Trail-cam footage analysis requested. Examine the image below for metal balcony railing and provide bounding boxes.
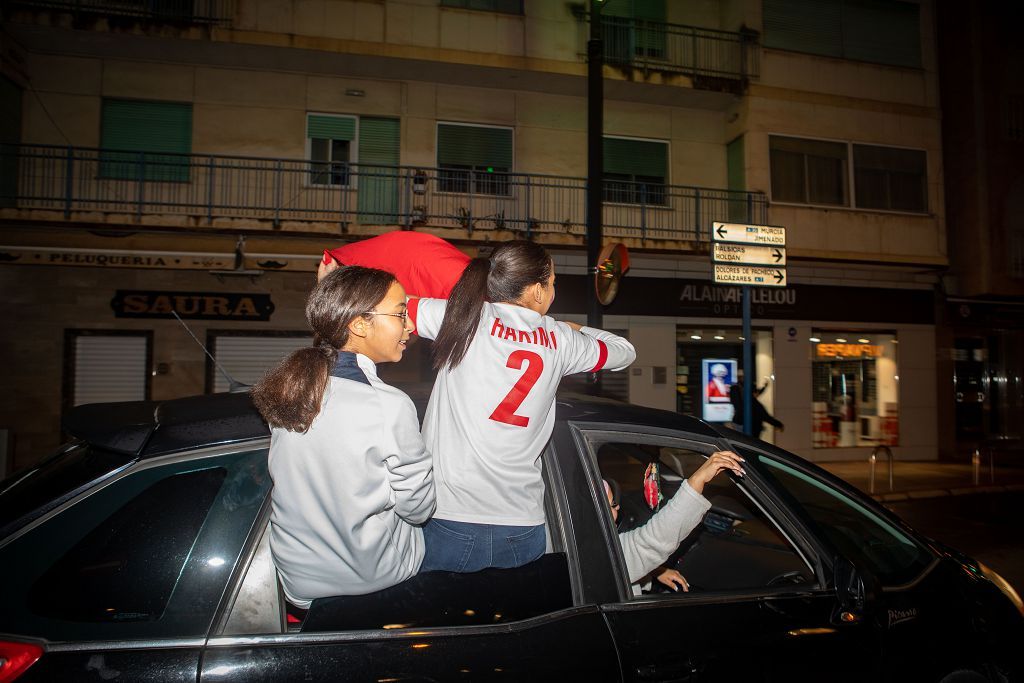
[596,16,760,82]
[0,144,767,242]
[6,0,234,25]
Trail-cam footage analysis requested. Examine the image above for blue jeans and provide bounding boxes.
[419,519,546,573]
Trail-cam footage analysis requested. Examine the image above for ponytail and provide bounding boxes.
[432,257,490,371]
[251,346,334,433]
[252,266,396,432]
[432,240,552,371]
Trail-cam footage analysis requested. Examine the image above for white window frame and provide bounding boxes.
[305,113,359,189]
[434,121,515,197]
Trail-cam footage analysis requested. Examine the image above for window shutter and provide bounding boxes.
[763,0,843,57]
[358,117,400,166]
[603,137,667,179]
[727,136,745,192]
[437,124,513,169]
[212,336,313,393]
[841,0,921,68]
[73,335,149,406]
[307,115,356,141]
[101,100,192,155]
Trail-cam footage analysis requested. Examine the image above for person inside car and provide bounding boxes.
[604,450,745,593]
[251,266,435,608]
[412,240,637,573]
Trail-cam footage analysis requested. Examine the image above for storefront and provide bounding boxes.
[552,272,938,463]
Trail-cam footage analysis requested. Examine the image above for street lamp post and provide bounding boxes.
[586,0,604,393]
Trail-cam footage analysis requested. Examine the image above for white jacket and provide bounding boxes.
[268,352,435,607]
[619,480,711,584]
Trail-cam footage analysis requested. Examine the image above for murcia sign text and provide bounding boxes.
[111,290,275,321]
[711,222,787,246]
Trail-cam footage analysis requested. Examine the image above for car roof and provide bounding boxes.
[62,389,724,458]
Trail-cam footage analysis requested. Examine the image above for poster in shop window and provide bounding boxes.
[702,358,737,422]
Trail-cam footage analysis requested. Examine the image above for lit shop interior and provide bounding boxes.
[811,331,899,448]
[675,327,777,440]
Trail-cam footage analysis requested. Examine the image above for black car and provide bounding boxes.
[0,391,1021,682]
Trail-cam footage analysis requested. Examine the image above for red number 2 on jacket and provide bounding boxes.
[488,350,544,427]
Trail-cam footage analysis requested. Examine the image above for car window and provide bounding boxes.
[0,443,134,539]
[753,453,933,586]
[0,448,270,642]
[591,437,815,596]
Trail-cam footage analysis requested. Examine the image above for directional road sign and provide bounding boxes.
[712,222,786,246]
[713,264,787,287]
[712,243,786,267]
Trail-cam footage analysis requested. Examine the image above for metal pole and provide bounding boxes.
[586,0,604,393]
[742,285,753,436]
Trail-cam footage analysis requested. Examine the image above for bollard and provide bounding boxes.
[869,446,894,493]
[971,448,981,486]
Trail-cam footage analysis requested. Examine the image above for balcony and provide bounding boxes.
[0,144,766,244]
[5,0,234,25]
[588,15,759,88]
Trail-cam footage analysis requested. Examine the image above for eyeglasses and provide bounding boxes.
[364,311,408,323]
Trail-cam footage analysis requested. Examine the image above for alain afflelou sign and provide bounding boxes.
[111,291,275,321]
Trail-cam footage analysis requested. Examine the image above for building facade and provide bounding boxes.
[1,0,946,472]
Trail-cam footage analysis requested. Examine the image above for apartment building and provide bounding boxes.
[0,0,945,472]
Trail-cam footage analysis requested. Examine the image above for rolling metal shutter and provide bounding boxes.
[841,0,921,68]
[603,137,667,178]
[437,124,513,169]
[763,0,843,58]
[73,334,149,406]
[307,115,356,141]
[100,99,192,181]
[358,117,400,166]
[211,335,312,393]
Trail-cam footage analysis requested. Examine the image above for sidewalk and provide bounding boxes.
[817,460,1024,502]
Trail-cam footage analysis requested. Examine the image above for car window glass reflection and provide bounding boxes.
[595,441,814,596]
[755,454,932,586]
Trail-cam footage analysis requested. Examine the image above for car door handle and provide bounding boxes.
[636,660,698,682]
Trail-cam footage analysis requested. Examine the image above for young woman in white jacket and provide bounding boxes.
[409,240,637,573]
[252,266,435,607]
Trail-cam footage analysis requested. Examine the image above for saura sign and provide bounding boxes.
[111,291,275,321]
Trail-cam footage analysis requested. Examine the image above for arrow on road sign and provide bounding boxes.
[712,222,787,246]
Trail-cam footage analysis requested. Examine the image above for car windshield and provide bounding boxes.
[0,443,134,539]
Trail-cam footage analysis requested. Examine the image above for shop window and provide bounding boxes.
[769,136,848,206]
[99,99,192,182]
[853,144,927,212]
[308,114,356,186]
[436,123,513,195]
[207,332,312,393]
[440,0,523,14]
[603,136,667,205]
[810,331,899,448]
[65,330,152,409]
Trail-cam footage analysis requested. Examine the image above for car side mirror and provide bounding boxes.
[832,555,878,625]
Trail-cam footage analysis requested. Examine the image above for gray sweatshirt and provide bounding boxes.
[269,352,435,608]
[619,480,712,584]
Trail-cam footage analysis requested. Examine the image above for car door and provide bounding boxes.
[561,424,882,683]
[200,445,622,683]
[744,443,1001,682]
[0,445,270,682]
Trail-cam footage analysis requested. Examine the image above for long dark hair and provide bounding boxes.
[432,240,552,370]
[252,266,396,432]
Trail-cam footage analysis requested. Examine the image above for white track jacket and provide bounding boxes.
[268,352,435,607]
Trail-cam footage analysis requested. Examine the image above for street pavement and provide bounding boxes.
[818,460,1024,502]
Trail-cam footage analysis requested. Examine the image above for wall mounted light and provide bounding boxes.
[345,88,365,97]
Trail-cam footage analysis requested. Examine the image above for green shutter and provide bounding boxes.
[357,117,400,224]
[763,0,843,58]
[841,0,921,68]
[437,124,513,169]
[727,135,747,222]
[307,115,355,141]
[357,117,400,166]
[100,99,192,181]
[603,137,667,179]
